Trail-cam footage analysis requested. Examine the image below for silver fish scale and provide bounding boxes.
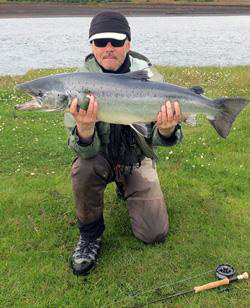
[59,73,213,124]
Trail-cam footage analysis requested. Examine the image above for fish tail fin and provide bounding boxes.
[207,97,249,138]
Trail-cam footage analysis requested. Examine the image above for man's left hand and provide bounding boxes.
[157,101,181,138]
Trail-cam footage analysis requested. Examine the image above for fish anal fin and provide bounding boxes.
[181,114,197,126]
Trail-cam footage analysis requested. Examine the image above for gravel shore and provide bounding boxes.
[1,2,250,18]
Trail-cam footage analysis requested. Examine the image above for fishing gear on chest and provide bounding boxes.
[108,124,142,176]
[101,56,145,176]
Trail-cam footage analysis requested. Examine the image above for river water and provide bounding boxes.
[0,15,250,75]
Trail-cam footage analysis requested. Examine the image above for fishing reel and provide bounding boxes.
[215,264,235,280]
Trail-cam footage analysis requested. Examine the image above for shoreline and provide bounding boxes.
[1,2,250,18]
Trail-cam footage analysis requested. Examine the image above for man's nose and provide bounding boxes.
[105,42,114,50]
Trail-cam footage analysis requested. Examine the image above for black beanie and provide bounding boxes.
[89,11,131,41]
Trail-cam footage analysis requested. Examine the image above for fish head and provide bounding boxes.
[15,77,69,112]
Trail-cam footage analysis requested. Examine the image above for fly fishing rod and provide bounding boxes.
[133,264,249,307]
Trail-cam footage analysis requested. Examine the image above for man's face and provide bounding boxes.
[91,39,130,71]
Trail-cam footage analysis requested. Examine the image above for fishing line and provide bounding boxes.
[101,268,214,308]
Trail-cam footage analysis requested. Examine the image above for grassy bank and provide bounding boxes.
[0,66,249,307]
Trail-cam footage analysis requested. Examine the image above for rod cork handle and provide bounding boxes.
[194,278,229,293]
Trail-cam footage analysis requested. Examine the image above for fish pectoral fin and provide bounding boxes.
[83,89,92,96]
[182,114,197,126]
[130,123,151,138]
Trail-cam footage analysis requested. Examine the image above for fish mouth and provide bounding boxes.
[15,97,43,111]
[15,83,44,111]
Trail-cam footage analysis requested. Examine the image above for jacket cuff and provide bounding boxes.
[68,126,101,159]
[154,123,183,146]
[75,127,94,146]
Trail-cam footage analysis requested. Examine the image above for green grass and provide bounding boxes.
[0,66,249,307]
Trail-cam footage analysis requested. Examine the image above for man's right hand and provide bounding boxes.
[70,95,98,143]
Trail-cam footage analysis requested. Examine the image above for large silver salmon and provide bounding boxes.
[15,70,248,138]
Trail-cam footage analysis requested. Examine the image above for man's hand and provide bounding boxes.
[70,95,98,143]
[157,101,181,138]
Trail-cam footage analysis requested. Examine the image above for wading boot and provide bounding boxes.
[70,235,102,276]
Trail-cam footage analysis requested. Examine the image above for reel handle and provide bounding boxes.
[237,272,249,280]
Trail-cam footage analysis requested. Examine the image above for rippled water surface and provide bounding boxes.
[0,16,250,75]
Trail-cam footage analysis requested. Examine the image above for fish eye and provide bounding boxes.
[38,90,43,97]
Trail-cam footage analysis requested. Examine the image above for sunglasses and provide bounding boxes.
[93,38,126,48]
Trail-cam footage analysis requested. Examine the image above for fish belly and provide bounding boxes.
[96,96,162,124]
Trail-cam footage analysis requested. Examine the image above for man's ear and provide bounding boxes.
[126,40,131,52]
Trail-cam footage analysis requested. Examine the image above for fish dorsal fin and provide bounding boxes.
[118,70,150,81]
[189,86,204,95]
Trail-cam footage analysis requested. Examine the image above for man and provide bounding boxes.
[66,11,182,276]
